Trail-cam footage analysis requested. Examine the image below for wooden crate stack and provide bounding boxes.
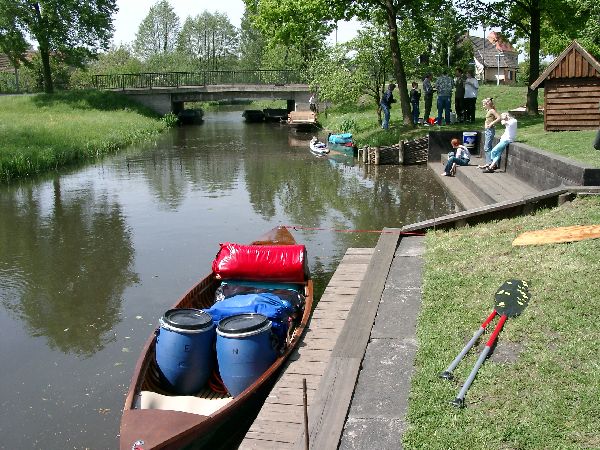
[357,135,429,165]
[401,136,429,165]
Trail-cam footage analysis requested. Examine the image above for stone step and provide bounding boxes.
[430,155,540,210]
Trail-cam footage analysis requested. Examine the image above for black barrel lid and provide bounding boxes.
[162,308,213,330]
[218,313,269,334]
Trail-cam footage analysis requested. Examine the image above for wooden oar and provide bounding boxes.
[512,225,600,246]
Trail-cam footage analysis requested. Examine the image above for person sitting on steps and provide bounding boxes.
[441,138,471,176]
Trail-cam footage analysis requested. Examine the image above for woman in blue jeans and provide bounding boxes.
[442,138,471,176]
[480,98,501,167]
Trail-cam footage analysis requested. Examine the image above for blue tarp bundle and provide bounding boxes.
[206,293,295,347]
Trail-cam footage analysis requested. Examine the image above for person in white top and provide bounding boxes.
[483,112,517,172]
[442,138,471,176]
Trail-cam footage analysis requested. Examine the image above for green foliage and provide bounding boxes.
[0,0,117,93]
[161,112,179,128]
[0,91,165,182]
[242,0,335,64]
[177,12,239,71]
[134,0,180,59]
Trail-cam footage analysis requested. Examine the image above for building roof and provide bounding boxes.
[531,40,600,89]
[0,53,13,72]
[469,32,519,70]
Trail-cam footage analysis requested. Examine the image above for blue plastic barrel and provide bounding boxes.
[216,313,277,397]
[155,308,215,395]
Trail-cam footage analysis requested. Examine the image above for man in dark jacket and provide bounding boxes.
[380,83,396,129]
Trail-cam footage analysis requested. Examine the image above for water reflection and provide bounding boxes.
[0,110,456,449]
[0,178,137,355]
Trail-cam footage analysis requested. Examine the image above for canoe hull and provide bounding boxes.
[119,227,313,450]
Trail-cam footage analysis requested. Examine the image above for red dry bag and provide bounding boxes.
[212,243,307,282]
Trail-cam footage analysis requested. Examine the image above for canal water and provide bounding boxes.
[0,111,456,449]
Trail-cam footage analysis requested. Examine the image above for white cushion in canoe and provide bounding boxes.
[136,391,232,416]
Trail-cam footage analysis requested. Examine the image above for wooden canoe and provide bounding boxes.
[119,227,313,450]
[512,224,600,246]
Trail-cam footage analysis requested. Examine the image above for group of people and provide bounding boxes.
[379,77,518,177]
[441,99,517,176]
[380,69,480,128]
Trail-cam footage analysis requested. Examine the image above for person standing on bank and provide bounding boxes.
[423,73,434,124]
[454,68,466,122]
[483,112,517,173]
[309,93,317,113]
[410,82,421,125]
[480,98,501,166]
[435,70,453,125]
[464,70,479,122]
[380,83,396,129]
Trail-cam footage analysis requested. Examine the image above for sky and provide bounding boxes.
[112,0,359,47]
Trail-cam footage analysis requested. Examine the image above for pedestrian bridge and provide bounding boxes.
[93,70,312,115]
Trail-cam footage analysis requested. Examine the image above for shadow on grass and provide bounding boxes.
[31,89,160,118]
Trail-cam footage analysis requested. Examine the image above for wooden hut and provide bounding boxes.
[531,40,600,131]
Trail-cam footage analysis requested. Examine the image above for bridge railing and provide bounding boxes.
[93,70,304,90]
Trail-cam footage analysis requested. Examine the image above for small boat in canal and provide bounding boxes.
[309,136,330,155]
[287,110,318,131]
[177,108,204,125]
[328,132,353,145]
[262,108,289,122]
[119,226,313,450]
[242,110,265,122]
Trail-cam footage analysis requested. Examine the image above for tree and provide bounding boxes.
[177,12,239,71]
[242,0,335,67]
[309,25,393,123]
[238,9,266,70]
[0,0,117,93]
[133,0,180,59]
[456,0,592,114]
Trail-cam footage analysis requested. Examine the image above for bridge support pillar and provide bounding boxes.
[122,92,173,116]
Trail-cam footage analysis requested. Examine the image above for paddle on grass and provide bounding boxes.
[512,225,600,246]
[440,279,530,408]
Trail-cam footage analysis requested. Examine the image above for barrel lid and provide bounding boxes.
[218,313,270,334]
[161,308,213,330]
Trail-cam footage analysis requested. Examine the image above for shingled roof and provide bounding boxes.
[469,32,519,70]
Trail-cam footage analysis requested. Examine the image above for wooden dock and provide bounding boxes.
[238,247,375,449]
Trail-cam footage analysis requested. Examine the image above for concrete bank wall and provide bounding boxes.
[428,131,600,188]
[504,142,600,188]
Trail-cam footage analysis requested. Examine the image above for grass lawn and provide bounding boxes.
[319,84,600,168]
[0,90,166,183]
[403,196,600,449]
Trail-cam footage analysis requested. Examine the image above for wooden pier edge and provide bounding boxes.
[293,229,401,450]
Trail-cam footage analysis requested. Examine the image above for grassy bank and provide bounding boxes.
[0,91,167,183]
[319,85,600,168]
[403,196,600,449]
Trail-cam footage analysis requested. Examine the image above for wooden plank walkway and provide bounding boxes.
[238,248,375,449]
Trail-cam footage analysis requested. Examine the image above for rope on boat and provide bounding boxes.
[283,225,425,236]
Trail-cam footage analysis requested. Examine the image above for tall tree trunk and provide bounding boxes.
[527,0,541,114]
[33,2,53,93]
[384,1,412,125]
[39,45,54,94]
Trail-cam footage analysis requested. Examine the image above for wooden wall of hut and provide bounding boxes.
[544,79,600,131]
